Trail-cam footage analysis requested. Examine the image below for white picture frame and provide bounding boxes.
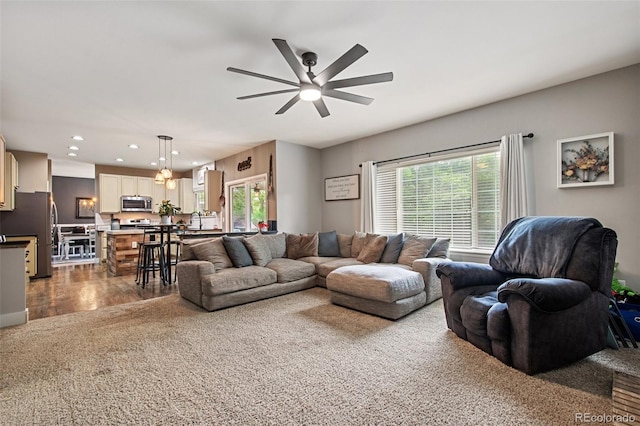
[557,132,614,188]
[325,174,360,201]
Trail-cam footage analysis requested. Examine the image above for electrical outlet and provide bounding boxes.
[132,241,137,249]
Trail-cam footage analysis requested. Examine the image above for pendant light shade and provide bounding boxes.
[154,171,165,184]
[156,135,174,185]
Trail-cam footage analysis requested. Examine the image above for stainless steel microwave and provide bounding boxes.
[121,196,153,212]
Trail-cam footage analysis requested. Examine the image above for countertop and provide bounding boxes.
[105,229,144,235]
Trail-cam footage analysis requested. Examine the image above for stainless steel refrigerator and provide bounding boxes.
[0,191,53,278]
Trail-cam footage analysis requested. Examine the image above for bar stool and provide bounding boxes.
[166,240,181,283]
[135,228,165,288]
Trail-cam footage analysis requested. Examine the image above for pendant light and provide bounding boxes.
[165,136,176,190]
[158,135,173,180]
[154,136,166,184]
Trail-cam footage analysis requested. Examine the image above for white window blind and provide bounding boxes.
[375,148,501,250]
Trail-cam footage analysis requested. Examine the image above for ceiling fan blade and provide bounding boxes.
[312,44,368,86]
[272,39,312,84]
[237,89,300,100]
[323,72,393,90]
[275,93,301,115]
[313,98,330,118]
[322,89,374,105]
[227,67,299,87]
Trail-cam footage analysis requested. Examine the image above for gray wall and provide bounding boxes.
[320,64,640,290]
[52,176,96,224]
[276,141,322,233]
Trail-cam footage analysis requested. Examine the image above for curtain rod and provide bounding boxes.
[359,132,534,167]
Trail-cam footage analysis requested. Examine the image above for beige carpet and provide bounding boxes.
[1,288,639,425]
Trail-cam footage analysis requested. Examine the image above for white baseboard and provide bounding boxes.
[0,309,29,328]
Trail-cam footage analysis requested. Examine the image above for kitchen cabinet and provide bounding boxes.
[4,236,37,277]
[152,181,165,212]
[204,170,223,212]
[99,174,121,213]
[121,176,154,197]
[165,182,180,208]
[179,178,196,213]
[0,152,19,211]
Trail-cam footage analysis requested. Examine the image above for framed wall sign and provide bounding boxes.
[325,174,360,201]
[557,132,614,188]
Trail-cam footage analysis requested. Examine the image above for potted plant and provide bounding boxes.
[157,200,181,224]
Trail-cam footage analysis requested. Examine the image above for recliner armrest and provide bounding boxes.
[436,262,506,290]
[497,278,592,312]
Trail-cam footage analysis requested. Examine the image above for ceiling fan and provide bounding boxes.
[226,38,393,118]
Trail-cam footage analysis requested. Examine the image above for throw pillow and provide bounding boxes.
[356,235,388,263]
[286,233,319,259]
[350,231,368,258]
[243,234,273,267]
[337,233,354,258]
[191,238,233,271]
[427,238,451,259]
[180,238,212,261]
[380,233,405,263]
[222,236,254,268]
[318,230,340,257]
[397,234,437,266]
[262,233,286,259]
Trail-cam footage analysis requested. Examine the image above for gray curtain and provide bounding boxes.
[500,133,528,229]
[360,161,376,232]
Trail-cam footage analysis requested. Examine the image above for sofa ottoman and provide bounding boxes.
[326,264,427,320]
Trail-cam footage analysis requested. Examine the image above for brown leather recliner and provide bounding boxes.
[436,216,617,374]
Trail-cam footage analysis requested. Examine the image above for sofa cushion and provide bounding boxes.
[357,235,388,263]
[318,230,341,257]
[243,234,273,267]
[191,238,233,271]
[398,234,437,267]
[180,238,213,261]
[337,233,354,258]
[262,233,286,259]
[317,257,364,278]
[286,233,319,259]
[266,258,316,283]
[327,264,425,303]
[350,231,368,258]
[222,236,254,267]
[380,233,404,263]
[201,266,277,296]
[427,237,450,259]
[297,256,341,272]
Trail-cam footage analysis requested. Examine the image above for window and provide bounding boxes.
[228,176,267,232]
[375,148,500,250]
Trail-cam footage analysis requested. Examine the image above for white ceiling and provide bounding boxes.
[2,1,639,172]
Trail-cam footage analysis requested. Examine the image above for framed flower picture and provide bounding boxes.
[557,132,614,188]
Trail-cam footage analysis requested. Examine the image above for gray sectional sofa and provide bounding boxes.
[176,231,450,319]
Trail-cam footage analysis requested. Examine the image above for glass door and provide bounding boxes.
[228,176,267,232]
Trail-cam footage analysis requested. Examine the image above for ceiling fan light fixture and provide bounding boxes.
[299,84,321,101]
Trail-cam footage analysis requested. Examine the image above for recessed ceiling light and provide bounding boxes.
[67,152,78,157]
[68,145,79,150]
[129,144,139,149]
[159,156,166,161]
[171,150,179,155]
[150,161,158,166]
[191,161,199,165]
[115,158,124,162]
[71,135,84,141]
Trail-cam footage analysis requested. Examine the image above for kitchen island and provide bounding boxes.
[106,229,144,276]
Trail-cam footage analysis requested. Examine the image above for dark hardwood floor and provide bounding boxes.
[26,262,179,320]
